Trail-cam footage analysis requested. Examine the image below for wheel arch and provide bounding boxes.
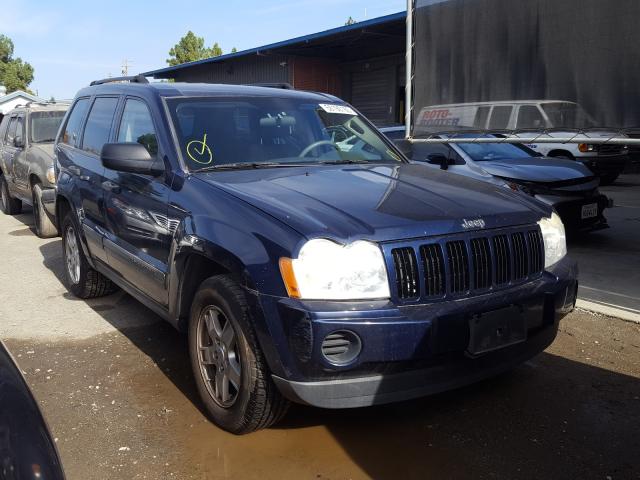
[548,149,575,159]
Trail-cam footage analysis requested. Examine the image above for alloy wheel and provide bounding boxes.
[65,226,81,284]
[197,306,241,408]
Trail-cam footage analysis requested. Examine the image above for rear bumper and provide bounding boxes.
[538,193,610,231]
[268,257,578,408]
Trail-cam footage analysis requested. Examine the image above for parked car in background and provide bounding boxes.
[415,101,629,184]
[54,77,576,434]
[0,340,65,479]
[382,127,611,232]
[0,102,69,237]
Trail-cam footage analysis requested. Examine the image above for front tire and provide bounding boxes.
[32,183,58,238]
[61,213,116,298]
[188,275,289,434]
[0,174,22,215]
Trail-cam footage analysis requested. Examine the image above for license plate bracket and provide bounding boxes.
[467,305,527,356]
[581,203,598,219]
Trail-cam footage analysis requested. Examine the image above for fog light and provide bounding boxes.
[321,330,361,365]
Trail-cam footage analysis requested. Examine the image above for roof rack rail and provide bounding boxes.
[90,74,149,86]
[247,82,295,90]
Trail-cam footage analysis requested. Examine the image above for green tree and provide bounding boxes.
[166,31,225,66]
[345,16,356,25]
[231,47,238,54]
[0,34,34,93]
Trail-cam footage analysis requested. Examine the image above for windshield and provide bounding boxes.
[454,135,533,161]
[30,111,66,143]
[541,102,598,129]
[166,97,402,171]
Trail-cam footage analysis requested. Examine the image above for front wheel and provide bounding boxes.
[61,213,116,298]
[32,183,58,238]
[188,275,289,434]
[0,174,22,215]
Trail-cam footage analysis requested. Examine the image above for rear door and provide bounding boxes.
[102,97,171,305]
[0,115,16,179]
[1,115,25,193]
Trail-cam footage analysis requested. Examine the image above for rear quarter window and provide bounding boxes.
[61,98,90,147]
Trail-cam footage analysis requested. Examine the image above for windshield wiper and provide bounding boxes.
[319,159,371,165]
[196,162,310,172]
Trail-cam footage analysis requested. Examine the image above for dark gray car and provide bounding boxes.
[0,102,68,237]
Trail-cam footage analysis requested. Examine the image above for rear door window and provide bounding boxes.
[81,97,119,155]
[116,99,158,156]
[61,98,90,147]
[0,115,10,143]
[488,106,513,130]
[5,116,18,145]
[516,105,546,129]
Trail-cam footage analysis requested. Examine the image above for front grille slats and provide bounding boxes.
[391,247,419,299]
[447,240,470,294]
[420,244,445,297]
[512,232,528,280]
[471,238,492,290]
[390,226,545,302]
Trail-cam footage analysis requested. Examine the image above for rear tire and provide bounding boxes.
[188,275,290,434]
[599,174,619,186]
[0,174,22,215]
[32,183,58,238]
[61,213,116,298]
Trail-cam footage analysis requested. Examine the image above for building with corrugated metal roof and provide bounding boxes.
[143,12,406,126]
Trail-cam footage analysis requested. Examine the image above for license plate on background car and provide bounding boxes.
[581,203,598,219]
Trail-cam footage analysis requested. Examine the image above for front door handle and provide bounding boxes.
[68,165,81,176]
[101,180,121,193]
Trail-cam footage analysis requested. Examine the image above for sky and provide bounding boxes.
[0,0,406,100]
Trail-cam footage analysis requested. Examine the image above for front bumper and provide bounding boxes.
[40,187,57,217]
[577,154,629,177]
[264,256,577,409]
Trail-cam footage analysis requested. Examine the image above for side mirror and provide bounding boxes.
[14,136,24,148]
[427,153,452,170]
[101,143,164,176]
[394,139,413,158]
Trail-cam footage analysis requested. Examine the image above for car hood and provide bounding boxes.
[28,143,55,162]
[478,157,593,183]
[196,163,549,243]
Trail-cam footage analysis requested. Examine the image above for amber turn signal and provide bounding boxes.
[279,258,301,298]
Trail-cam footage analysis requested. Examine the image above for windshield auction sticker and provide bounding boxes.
[187,133,213,165]
[319,104,357,115]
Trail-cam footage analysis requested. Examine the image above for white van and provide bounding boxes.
[416,100,629,184]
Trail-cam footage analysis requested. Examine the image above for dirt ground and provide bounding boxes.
[1,203,639,479]
[3,311,638,480]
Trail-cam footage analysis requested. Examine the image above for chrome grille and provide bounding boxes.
[471,237,492,290]
[446,240,470,294]
[391,247,419,299]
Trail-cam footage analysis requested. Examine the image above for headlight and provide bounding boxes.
[46,165,56,184]
[280,239,390,300]
[537,212,567,269]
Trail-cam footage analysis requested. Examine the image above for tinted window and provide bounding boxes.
[411,142,453,161]
[382,128,406,141]
[61,98,90,147]
[488,106,513,130]
[474,106,491,128]
[166,97,402,171]
[6,117,18,144]
[516,106,546,129]
[117,99,157,156]
[82,97,119,155]
[30,111,66,143]
[457,142,532,161]
[0,115,9,142]
[14,116,25,143]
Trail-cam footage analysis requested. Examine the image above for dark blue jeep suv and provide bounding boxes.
[53,76,577,434]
